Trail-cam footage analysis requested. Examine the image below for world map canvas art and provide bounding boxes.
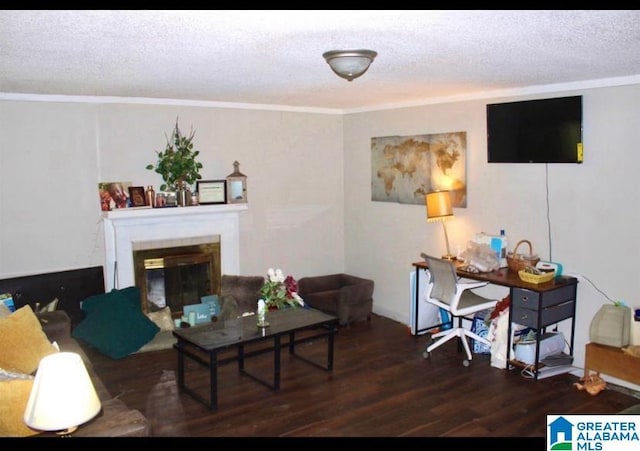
[371,131,467,207]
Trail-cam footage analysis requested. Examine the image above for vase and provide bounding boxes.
[176,186,188,207]
[257,308,269,328]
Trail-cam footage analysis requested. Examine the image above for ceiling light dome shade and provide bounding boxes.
[323,49,377,82]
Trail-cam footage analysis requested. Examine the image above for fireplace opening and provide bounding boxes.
[132,237,221,317]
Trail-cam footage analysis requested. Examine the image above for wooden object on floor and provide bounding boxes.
[584,342,640,386]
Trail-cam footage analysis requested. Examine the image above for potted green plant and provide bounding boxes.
[146,118,203,193]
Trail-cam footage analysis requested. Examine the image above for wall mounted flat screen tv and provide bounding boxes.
[487,95,583,163]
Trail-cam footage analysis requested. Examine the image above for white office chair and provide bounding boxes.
[421,253,498,366]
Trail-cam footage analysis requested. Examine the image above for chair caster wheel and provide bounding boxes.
[462,359,470,367]
[422,335,433,359]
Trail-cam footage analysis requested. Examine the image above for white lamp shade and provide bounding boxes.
[425,191,453,222]
[24,352,101,432]
[323,50,377,81]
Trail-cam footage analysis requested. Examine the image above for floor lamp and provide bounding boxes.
[425,191,456,260]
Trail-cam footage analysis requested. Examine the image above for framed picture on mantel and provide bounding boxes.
[98,181,132,211]
[128,186,147,207]
[196,180,227,205]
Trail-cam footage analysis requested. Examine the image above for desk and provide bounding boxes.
[411,261,578,379]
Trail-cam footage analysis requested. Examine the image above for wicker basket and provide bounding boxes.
[506,239,540,272]
[518,269,555,284]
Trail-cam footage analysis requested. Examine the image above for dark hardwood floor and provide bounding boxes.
[85,313,640,439]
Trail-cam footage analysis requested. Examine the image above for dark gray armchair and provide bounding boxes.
[297,273,374,326]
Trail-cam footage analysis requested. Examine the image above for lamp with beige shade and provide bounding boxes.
[425,190,455,261]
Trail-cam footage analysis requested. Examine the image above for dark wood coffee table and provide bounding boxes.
[172,307,339,410]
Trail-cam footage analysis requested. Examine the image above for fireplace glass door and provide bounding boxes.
[133,242,221,317]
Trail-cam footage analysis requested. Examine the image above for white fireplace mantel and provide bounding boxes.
[102,204,247,291]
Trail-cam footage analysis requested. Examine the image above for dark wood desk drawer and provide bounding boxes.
[512,285,576,310]
[512,300,575,328]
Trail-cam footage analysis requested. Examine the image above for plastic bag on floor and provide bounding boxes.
[471,309,492,354]
[488,308,511,369]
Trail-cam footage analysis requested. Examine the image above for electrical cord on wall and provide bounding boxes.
[562,271,617,304]
[545,164,617,304]
[580,274,616,304]
[544,164,553,261]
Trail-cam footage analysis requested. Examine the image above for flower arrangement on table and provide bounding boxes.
[259,268,304,310]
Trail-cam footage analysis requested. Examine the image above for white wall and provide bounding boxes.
[343,84,640,390]
[0,101,345,282]
[2,82,640,390]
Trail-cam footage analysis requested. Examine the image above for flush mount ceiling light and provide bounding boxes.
[322,49,377,82]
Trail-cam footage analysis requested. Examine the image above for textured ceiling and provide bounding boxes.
[2,10,640,112]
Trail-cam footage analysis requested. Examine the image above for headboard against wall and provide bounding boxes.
[0,266,105,328]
